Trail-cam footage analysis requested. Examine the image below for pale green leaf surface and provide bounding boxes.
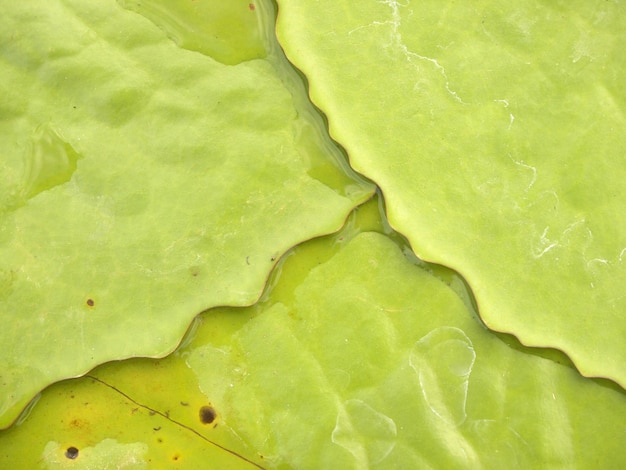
[5,201,623,468]
[275,0,626,385]
[0,0,373,427]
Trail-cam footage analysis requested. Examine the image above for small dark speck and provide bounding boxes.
[153,426,161,431]
[199,405,216,424]
[65,447,79,459]
[246,256,250,265]
[180,401,189,406]
[86,298,95,307]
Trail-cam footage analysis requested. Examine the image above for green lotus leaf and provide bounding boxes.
[274,0,626,385]
[4,199,623,467]
[0,0,373,427]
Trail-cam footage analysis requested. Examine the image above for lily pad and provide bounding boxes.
[275,0,626,385]
[0,0,373,427]
[3,199,624,467]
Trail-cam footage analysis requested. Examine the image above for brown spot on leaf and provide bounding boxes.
[69,418,89,432]
[249,3,255,10]
[65,447,79,459]
[199,405,216,424]
[86,298,95,307]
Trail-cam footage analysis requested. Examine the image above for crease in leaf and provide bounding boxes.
[18,124,82,208]
[409,327,476,426]
[331,399,397,466]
